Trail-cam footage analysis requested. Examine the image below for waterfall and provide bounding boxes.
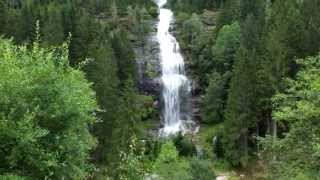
[156,0,194,136]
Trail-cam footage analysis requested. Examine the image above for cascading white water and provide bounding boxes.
[157,0,193,136]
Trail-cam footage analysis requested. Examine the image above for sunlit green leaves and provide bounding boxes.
[0,38,97,179]
[153,141,192,180]
[261,55,320,179]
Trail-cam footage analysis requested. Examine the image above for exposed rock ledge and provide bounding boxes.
[133,22,162,97]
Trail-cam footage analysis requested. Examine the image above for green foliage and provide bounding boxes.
[173,134,197,156]
[223,46,260,166]
[299,0,320,56]
[0,175,26,180]
[263,0,303,88]
[0,0,156,179]
[1,0,320,178]
[0,0,7,34]
[202,72,229,124]
[212,22,240,72]
[168,0,220,13]
[84,39,120,166]
[118,136,149,180]
[169,0,320,174]
[0,39,97,179]
[202,22,240,125]
[111,30,137,85]
[147,6,159,18]
[260,55,320,179]
[106,79,155,178]
[197,125,223,158]
[181,13,203,48]
[68,11,99,66]
[153,141,192,180]
[190,158,216,180]
[126,6,153,41]
[216,0,240,31]
[221,0,266,166]
[177,12,216,88]
[42,2,64,46]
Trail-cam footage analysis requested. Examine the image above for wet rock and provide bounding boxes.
[190,96,202,122]
[139,78,161,96]
[133,20,162,97]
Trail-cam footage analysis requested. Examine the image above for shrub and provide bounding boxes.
[153,141,192,180]
[0,39,97,179]
[173,134,197,156]
[190,158,216,180]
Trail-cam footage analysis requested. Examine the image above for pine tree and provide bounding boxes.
[111,30,137,86]
[42,3,64,46]
[216,0,240,31]
[202,72,228,124]
[212,22,240,73]
[259,1,300,138]
[109,79,146,178]
[299,0,320,56]
[84,38,120,166]
[69,11,99,66]
[20,0,37,43]
[223,0,266,166]
[224,45,259,166]
[0,0,7,34]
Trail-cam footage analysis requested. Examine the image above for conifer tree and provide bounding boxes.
[299,0,320,56]
[0,0,6,34]
[202,72,227,124]
[84,39,120,165]
[223,0,266,166]
[42,3,64,46]
[20,0,37,43]
[109,79,151,178]
[216,0,240,31]
[111,30,137,86]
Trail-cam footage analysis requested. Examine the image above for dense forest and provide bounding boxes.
[0,0,319,179]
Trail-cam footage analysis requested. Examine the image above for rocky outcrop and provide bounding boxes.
[133,22,162,97]
[191,96,201,121]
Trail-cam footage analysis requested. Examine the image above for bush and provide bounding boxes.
[148,6,159,18]
[0,39,97,179]
[153,141,192,180]
[0,175,26,180]
[190,158,216,180]
[173,134,197,157]
[197,125,224,159]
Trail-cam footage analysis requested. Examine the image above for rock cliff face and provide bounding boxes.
[133,20,163,133]
[133,22,162,97]
[133,17,205,124]
[133,9,218,126]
